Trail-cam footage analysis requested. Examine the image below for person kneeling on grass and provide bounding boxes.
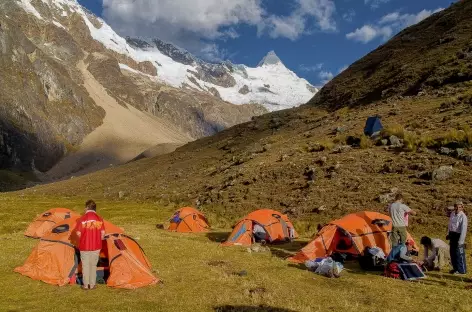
[76,200,105,290]
[419,236,450,271]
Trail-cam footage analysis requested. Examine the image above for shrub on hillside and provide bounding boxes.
[381,124,405,139]
[335,107,350,118]
[359,135,373,149]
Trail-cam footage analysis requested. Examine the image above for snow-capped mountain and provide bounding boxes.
[257,51,282,67]
[2,0,267,178]
[126,38,318,110]
[15,0,318,111]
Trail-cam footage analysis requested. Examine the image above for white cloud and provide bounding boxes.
[346,25,392,43]
[378,12,401,25]
[379,8,444,28]
[266,14,306,40]
[200,44,229,62]
[263,0,337,40]
[300,63,324,72]
[364,0,391,10]
[102,0,337,57]
[342,9,356,22]
[347,7,443,44]
[298,0,337,31]
[103,0,264,40]
[102,0,264,59]
[319,71,334,84]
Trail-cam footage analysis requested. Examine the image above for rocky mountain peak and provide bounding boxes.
[257,50,283,67]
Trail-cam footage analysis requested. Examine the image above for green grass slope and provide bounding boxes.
[4,2,472,310]
[309,0,472,109]
[2,195,472,312]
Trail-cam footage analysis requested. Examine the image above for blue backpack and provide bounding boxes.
[386,244,406,262]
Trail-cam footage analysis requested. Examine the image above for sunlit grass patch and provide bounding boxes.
[1,195,472,312]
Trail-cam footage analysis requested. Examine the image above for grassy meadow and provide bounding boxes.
[1,194,472,312]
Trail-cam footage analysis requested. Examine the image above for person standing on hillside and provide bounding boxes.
[388,193,416,247]
[447,200,468,274]
[76,200,105,290]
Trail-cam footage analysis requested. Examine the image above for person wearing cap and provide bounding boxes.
[388,193,416,247]
[447,200,468,274]
[419,236,450,271]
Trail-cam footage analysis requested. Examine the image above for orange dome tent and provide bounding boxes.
[15,211,159,289]
[167,207,210,233]
[289,211,417,263]
[24,208,80,238]
[222,209,298,246]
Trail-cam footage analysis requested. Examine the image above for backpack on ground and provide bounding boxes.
[359,247,386,271]
[383,262,401,279]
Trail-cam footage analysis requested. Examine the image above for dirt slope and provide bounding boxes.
[45,61,190,180]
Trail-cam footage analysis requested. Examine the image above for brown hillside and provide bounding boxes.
[24,0,472,237]
[29,95,472,236]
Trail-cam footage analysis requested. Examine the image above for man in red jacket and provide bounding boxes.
[76,200,105,290]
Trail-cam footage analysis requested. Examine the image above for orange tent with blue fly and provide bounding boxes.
[289,211,417,263]
[16,210,159,289]
[222,209,298,246]
[24,208,80,238]
[167,207,210,233]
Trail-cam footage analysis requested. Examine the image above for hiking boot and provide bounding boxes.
[450,270,466,275]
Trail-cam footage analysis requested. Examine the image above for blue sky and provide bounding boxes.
[77,0,453,86]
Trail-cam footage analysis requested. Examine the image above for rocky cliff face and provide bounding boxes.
[87,52,266,138]
[0,0,267,184]
[0,7,104,172]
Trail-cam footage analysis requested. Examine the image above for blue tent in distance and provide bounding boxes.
[364,116,383,136]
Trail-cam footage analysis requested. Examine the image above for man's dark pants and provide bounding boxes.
[449,231,467,274]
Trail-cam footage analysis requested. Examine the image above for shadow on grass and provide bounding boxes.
[344,261,384,277]
[207,231,230,243]
[214,305,295,312]
[268,240,309,260]
[416,278,470,290]
[426,271,472,283]
[287,263,308,271]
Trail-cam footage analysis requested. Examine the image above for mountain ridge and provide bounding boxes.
[18,0,318,111]
[27,0,472,236]
[309,1,472,110]
[0,0,267,185]
[257,51,283,67]
[123,36,318,111]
